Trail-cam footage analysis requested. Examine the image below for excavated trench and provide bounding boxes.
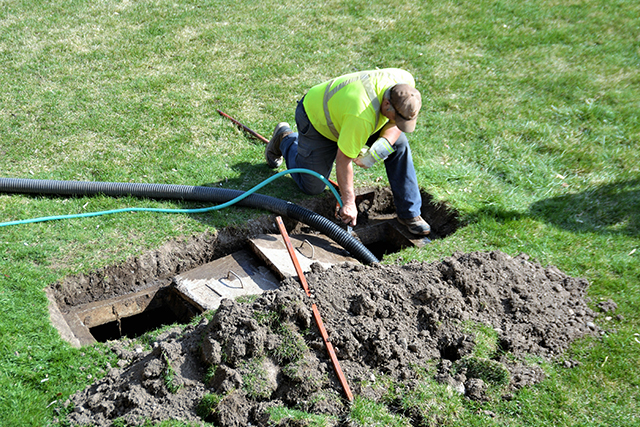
[48,187,459,346]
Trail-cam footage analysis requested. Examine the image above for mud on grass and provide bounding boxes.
[63,251,601,427]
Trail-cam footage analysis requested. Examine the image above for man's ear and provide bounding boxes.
[382,98,394,113]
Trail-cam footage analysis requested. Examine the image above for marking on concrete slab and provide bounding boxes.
[173,249,279,311]
[249,233,357,279]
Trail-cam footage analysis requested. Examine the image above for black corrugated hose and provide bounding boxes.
[0,177,379,264]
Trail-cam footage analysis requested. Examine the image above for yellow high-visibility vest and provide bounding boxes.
[303,68,415,158]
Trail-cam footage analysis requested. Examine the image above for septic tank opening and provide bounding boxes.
[88,287,200,342]
[90,306,180,341]
[353,220,425,261]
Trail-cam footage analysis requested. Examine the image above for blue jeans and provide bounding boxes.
[280,99,422,219]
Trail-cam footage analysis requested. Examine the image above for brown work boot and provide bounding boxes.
[265,122,292,168]
[397,215,431,236]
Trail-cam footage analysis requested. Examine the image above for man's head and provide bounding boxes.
[386,84,422,133]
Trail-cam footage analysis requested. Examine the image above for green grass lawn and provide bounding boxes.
[1,0,638,425]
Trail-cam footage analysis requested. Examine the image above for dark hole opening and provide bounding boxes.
[439,334,475,361]
[364,239,403,260]
[89,288,201,342]
[439,345,462,362]
[357,221,418,261]
[90,307,182,341]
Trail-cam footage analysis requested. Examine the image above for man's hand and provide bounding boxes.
[338,202,357,227]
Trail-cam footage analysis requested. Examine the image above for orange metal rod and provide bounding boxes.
[217,109,269,144]
[276,216,312,297]
[275,216,354,402]
[310,304,353,401]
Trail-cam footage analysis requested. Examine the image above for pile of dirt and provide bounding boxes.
[64,251,600,426]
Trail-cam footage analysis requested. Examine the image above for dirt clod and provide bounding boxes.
[66,251,597,426]
[597,298,618,313]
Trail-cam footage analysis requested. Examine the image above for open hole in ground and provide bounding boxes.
[90,306,179,342]
[46,186,460,346]
[88,287,200,341]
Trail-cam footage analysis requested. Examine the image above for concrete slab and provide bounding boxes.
[173,249,280,311]
[47,283,194,347]
[64,312,98,347]
[248,233,358,280]
[46,287,84,348]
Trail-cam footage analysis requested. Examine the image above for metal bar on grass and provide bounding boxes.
[217,109,269,143]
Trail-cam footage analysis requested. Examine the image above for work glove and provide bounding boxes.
[355,137,395,169]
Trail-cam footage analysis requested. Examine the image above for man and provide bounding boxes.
[265,68,430,236]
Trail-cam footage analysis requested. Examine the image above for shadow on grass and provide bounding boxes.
[474,177,640,238]
[528,177,640,237]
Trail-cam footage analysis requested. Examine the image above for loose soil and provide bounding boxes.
[64,250,601,427]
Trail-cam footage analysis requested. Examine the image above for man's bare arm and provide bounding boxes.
[335,148,358,226]
[380,122,402,145]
